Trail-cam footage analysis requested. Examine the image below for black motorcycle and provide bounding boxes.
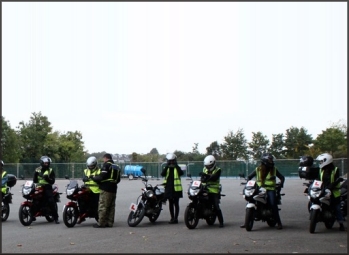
[184,173,225,229]
[127,168,166,227]
[1,174,17,221]
[239,173,284,231]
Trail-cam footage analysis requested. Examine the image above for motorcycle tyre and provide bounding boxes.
[18,204,33,226]
[205,214,216,225]
[2,202,10,222]
[45,203,58,222]
[63,205,79,228]
[128,205,145,227]
[184,206,199,229]
[245,208,254,231]
[324,217,335,229]
[267,219,276,227]
[149,203,162,223]
[309,209,318,234]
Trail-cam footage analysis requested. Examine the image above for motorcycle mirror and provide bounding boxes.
[141,168,146,175]
[65,175,70,180]
[238,172,245,178]
[187,173,192,178]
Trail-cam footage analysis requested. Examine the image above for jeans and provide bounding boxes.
[267,190,281,224]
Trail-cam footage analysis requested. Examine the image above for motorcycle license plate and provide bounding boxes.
[24,181,33,187]
[192,181,201,187]
[129,203,137,212]
[313,181,322,188]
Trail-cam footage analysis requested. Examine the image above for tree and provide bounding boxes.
[149,148,159,155]
[314,125,347,157]
[269,133,286,159]
[220,129,248,160]
[1,116,21,162]
[248,132,270,160]
[284,126,313,159]
[57,131,85,162]
[206,141,222,159]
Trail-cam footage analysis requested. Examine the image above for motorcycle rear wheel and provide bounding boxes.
[267,219,276,227]
[1,202,10,221]
[128,205,145,227]
[309,209,318,233]
[45,203,58,222]
[63,205,79,228]
[18,204,33,226]
[149,203,162,223]
[205,214,216,225]
[245,208,254,231]
[184,206,199,229]
[324,217,335,229]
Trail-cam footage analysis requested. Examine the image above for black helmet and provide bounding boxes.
[299,156,314,167]
[40,156,51,168]
[261,153,275,168]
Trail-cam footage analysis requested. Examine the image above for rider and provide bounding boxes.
[79,156,101,224]
[240,153,285,229]
[200,155,224,228]
[33,156,60,224]
[1,160,8,195]
[315,153,345,231]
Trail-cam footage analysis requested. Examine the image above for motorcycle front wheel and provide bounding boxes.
[309,209,319,233]
[184,205,199,229]
[18,204,33,226]
[245,208,255,231]
[1,202,10,221]
[128,204,145,227]
[63,205,79,228]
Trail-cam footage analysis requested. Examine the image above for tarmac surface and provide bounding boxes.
[1,177,347,253]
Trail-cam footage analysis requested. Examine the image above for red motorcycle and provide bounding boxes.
[62,179,99,227]
[18,180,61,226]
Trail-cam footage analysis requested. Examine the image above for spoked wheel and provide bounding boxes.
[184,206,199,229]
[149,204,162,223]
[309,209,319,233]
[206,214,216,225]
[18,204,33,226]
[63,205,79,228]
[128,205,145,227]
[45,203,58,222]
[245,208,255,231]
[1,202,10,222]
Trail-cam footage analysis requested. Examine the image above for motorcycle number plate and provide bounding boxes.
[24,181,33,187]
[192,181,201,187]
[247,180,255,187]
[313,181,322,188]
[129,203,137,212]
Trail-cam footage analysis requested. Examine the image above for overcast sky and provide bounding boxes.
[2,2,347,155]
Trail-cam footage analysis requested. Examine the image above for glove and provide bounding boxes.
[43,174,50,181]
[338,177,344,183]
[89,175,94,179]
[199,172,204,177]
[34,170,39,176]
[269,176,276,181]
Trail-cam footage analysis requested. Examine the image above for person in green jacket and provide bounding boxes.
[1,160,8,195]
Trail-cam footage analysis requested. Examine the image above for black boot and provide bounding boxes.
[217,210,224,228]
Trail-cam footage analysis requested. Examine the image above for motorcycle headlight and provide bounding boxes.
[244,188,255,197]
[66,188,76,196]
[189,188,199,196]
[310,189,321,198]
[22,188,31,196]
[145,190,154,198]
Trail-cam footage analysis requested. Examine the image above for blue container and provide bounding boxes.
[124,165,144,177]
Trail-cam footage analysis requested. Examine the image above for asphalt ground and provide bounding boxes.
[1,178,347,253]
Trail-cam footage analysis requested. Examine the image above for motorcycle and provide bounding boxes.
[184,173,225,229]
[18,180,61,226]
[1,174,17,221]
[239,173,284,231]
[62,177,99,227]
[127,168,166,227]
[307,178,344,233]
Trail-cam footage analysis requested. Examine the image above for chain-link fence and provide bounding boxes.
[3,158,348,180]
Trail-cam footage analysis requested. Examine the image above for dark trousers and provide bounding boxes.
[267,190,281,224]
[168,197,180,220]
[208,193,224,224]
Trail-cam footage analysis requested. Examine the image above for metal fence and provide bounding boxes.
[3,158,348,180]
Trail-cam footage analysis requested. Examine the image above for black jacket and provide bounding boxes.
[92,159,117,193]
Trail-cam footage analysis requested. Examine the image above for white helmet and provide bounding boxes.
[204,155,216,170]
[166,153,177,166]
[316,153,333,169]
[86,156,98,170]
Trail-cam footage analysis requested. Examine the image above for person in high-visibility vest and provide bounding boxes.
[91,153,120,228]
[78,156,101,224]
[161,153,183,224]
[33,156,60,224]
[200,155,225,228]
[240,153,285,230]
[1,160,8,195]
[316,153,345,231]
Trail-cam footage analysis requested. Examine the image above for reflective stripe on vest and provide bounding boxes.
[1,171,7,193]
[163,168,183,192]
[256,167,276,190]
[37,168,52,185]
[320,167,340,198]
[101,162,120,183]
[84,168,101,193]
[203,167,220,194]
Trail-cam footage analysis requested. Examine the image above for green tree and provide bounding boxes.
[57,131,85,162]
[269,133,286,159]
[220,129,248,160]
[284,126,313,159]
[314,125,347,157]
[1,116,21,162]
[248,132,270,160]
[205,141,222,159]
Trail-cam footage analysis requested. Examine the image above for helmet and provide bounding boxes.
[316,153,333,168]
[40,156,51,168]
[166,153,177,167]
[204,155,216,170]
[299,156,314,167]
[86,156,98,170]
[261,153,275,168]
